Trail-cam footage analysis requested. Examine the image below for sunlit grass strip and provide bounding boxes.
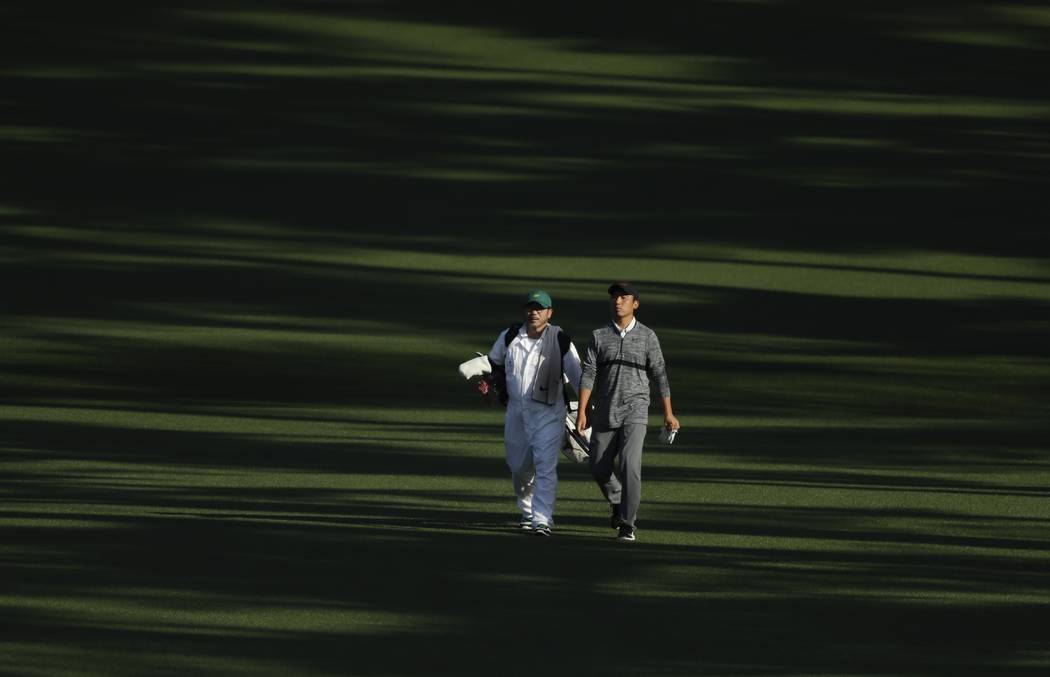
[899,29,1041,50]
[3,315,468,357]
[637,244,1050,282]
[158,11,1050,123]
[24,244,1040,301]
[0,66,122,79]
[0,402,1018,433]
[270,248,1050,301]
[0,125,72,143]
[590,573,1050,605]
[997,5,1050,26]
[0,403,498,441]
[11,223,1049,293]
[10,241,1044,305]
[180,11,726,81]
[141,57,1050,122]
[0,592,450,637]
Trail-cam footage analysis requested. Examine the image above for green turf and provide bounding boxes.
[2,1,1049,675]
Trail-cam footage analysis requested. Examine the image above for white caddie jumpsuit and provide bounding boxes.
[489,325,583,528]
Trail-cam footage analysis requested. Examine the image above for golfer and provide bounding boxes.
[576,282,679,542]
[487,290,583,537]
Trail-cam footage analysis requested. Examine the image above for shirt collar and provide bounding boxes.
[612,318,636,337]
[519,323,547,339]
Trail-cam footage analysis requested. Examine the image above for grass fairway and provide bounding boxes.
[3,2,1050,675]
[4,400,1048,676]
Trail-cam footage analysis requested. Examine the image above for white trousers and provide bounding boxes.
[504,398,563,527]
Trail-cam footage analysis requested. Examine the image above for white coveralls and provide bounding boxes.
[488,325,583,528]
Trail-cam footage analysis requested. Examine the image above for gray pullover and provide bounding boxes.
[580,320,670,428]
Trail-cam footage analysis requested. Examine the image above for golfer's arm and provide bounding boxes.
[661,395,674,418]
[577,388,593,416]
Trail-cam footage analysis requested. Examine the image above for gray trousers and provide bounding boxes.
[588,423,646,529]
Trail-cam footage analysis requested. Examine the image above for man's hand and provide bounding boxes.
[664,413,680,432]
[576,387,593,434]
[477,375,499,406]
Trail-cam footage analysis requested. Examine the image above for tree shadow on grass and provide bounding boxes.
[4,411,1050,674]
[4,509,1050,676]
[2,0,1049,258]
[3,2,1050,674]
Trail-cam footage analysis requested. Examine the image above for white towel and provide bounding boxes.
[458,352,492,380]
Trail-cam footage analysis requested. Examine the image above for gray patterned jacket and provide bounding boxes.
[580,320,670,428]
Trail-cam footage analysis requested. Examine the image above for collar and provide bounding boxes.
[612,317,636,338]
[520,323,548,340]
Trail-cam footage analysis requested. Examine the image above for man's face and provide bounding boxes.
[523,303,553,331]
[610,293,639,320]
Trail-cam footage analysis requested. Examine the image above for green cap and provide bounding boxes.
[523,289,553,309]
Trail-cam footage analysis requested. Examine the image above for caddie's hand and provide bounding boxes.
[576,410,590,433]
[664,414,680,432]
[477,377,499,406]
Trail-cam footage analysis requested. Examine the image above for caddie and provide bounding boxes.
[487,290,583,537]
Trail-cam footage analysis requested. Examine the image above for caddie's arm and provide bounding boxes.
[487,329,507,367]
[563,342,583,397]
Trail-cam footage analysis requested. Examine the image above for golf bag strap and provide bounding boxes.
[504,323,572,357]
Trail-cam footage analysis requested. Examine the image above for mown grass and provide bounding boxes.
[2,1,1049,675]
